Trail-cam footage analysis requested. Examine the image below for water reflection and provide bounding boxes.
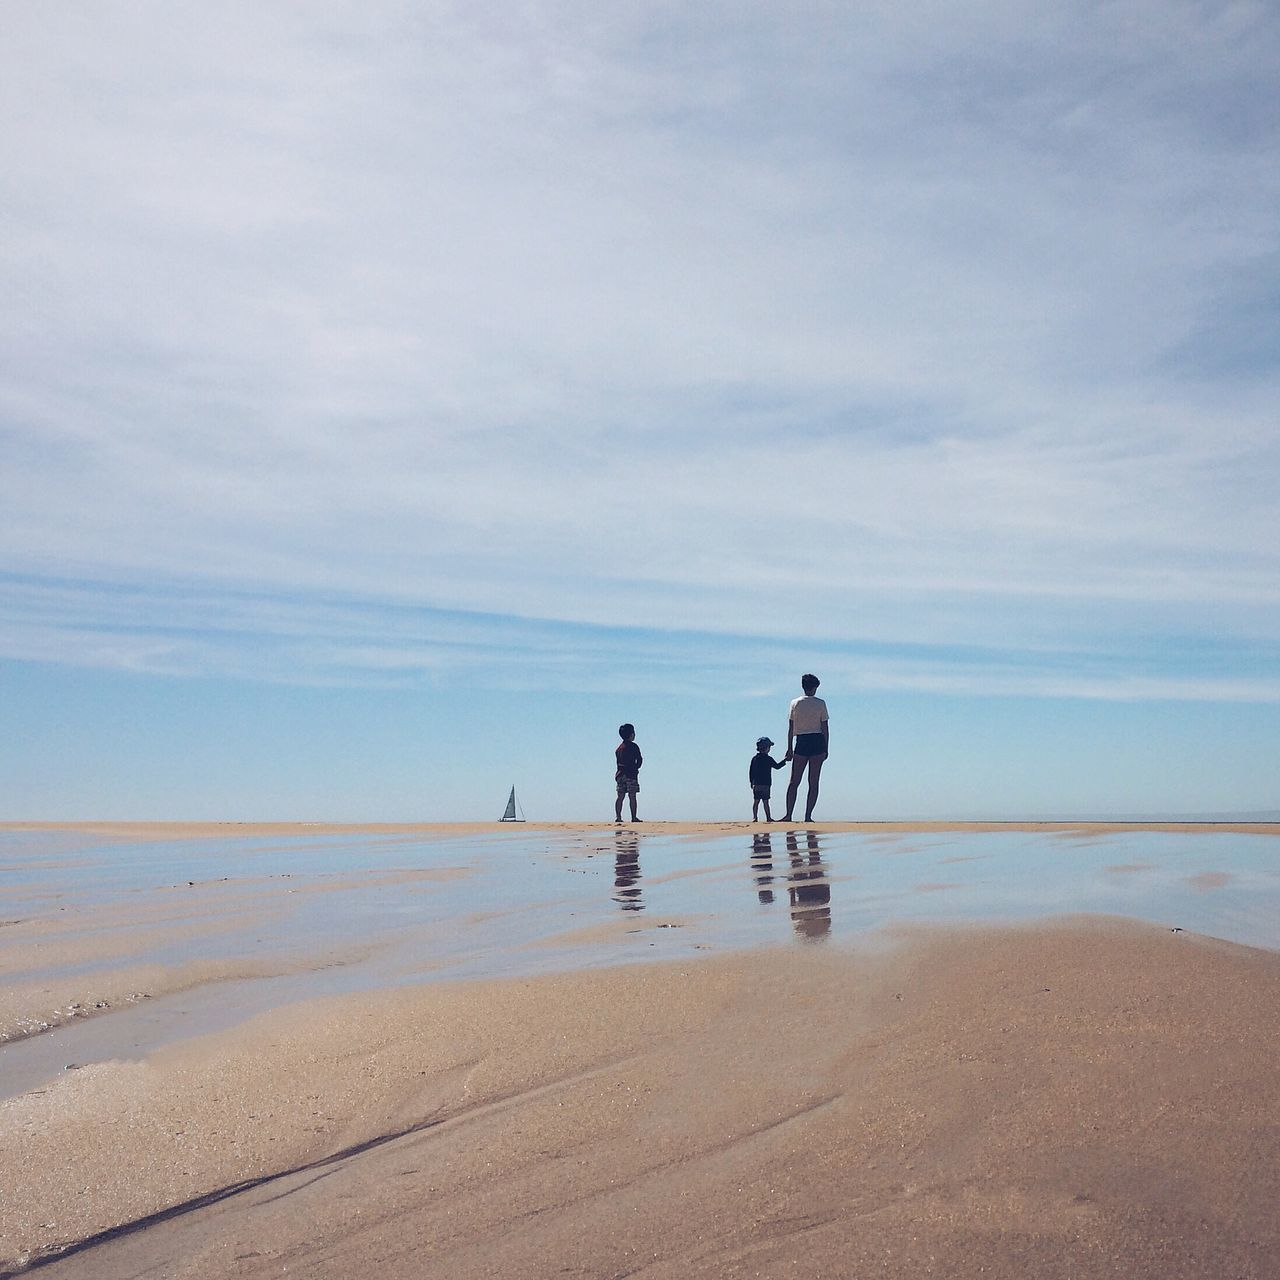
[750,833,776,904]
[6,826,1280,1103]
[746,830,833,941]
[786,830,832,940]
[613,833,643,911]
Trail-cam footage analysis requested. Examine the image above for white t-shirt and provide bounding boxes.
[789,695,829,735]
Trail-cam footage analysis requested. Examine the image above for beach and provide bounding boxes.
[10,1,1279,1275]
[3,823,1279,1277]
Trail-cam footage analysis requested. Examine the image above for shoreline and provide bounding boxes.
[5,818,1280,841]
[6,821,1278,1089]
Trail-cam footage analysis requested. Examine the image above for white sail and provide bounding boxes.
[499,786,524,821]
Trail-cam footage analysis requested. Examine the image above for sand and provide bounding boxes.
[0,956,317,1048]
[3,916,1279,1279]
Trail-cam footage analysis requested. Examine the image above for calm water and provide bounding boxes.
[2,826,1277,1096]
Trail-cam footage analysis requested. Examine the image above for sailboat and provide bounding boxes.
[499,786,526,822]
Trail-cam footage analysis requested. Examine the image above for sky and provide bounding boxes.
[2,1,1278,820]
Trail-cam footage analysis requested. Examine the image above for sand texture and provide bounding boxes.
[0,956,306,1047]
[3,917,1279,1278]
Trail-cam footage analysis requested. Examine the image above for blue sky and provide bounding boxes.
[2,1,1278,820]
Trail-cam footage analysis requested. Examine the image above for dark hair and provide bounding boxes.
[618,723,635,739]
[801,673,820,691]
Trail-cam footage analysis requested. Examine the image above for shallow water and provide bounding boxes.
[2,825,1277,1097]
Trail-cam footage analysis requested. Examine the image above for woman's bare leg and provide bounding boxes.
[803,756,825,821]
[783,757,808,822]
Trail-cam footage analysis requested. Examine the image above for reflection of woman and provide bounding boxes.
[786,829,831,939]
[782,673,829,823]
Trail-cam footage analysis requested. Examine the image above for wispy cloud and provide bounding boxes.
[4,573,1277,704]
[2,1,1277,694]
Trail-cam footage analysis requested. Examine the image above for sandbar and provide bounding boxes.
[3,916,1278,1278]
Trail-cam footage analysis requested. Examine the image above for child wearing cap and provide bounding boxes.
[749,736,788,822]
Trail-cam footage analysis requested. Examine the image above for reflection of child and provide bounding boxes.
[614,723,643,823]
[749,736,788,822]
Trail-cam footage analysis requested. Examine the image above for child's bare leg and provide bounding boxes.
[615,792,623,822]
[752,797,760,821]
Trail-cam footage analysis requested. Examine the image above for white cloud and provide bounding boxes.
[2,1,1278,689]
[3,576,1277,704]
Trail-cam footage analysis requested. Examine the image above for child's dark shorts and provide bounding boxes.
[616,776,640,797]
[752,783,771,799]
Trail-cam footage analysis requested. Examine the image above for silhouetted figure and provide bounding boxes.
[613,832,643,911]
[614,723,643,823]
[750,831,776,904]
[786,829,831,940]
[749,736,788,821]
[782,674,829,823]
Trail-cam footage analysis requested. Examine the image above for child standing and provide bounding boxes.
[614,723,643,823]
[750,736,788,822]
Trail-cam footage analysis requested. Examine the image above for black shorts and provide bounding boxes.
[794,732,827,757]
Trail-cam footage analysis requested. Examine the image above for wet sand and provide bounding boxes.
[4,821,1279,1081]
[0,956,302,1046]
[3,917,1279,1278]
[4,824,1279,1276]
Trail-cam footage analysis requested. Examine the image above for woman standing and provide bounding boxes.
[782,673,829,823]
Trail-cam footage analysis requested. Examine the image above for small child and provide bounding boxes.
[750,736,788,822]
[614,723,643,823]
